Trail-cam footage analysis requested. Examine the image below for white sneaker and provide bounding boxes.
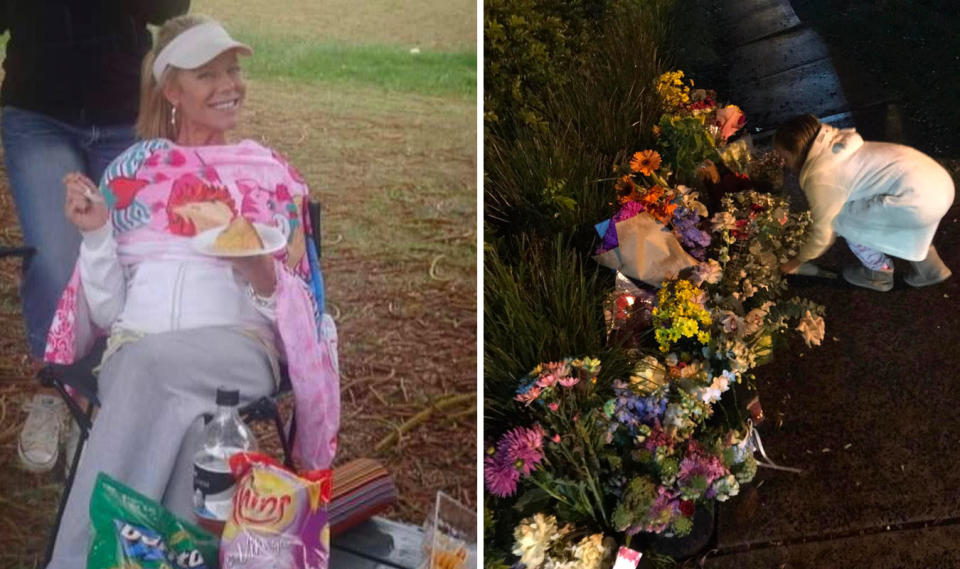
[18,394,67,473]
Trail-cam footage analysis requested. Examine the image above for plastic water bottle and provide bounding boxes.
[192,387,256,533]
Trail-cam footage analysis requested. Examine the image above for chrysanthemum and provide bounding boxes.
[513,514,560,569]
[498,426,545,476]
[629,150,662,176]
[483,454,519,498]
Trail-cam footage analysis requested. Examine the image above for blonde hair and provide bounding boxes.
[135,14,214,140]
[773,113,822,170]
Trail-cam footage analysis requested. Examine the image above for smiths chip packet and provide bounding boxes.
[220,452,333,569]
[88,473,219,569]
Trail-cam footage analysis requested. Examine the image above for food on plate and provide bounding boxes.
[214,217,263,252]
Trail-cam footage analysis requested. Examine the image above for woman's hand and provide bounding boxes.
[232,254,277,296]
[63,172,108,232]
[780,257,803,275]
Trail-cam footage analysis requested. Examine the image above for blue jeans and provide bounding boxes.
[1,106,136,358]
[847,240,893,271]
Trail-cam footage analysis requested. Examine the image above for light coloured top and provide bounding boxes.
[796,124,954,263]
[78,222,275,338]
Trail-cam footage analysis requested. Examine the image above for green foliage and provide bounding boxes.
[484,0,612,132]
[733,455,758,484]
[483,236,635,426]
[484,0,674,249]
[611,476,658,532]
[670,514,694,536]
[656,114,720,185]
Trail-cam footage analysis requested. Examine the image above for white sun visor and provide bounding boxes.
[152,22,253,82]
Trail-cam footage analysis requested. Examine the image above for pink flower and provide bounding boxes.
[537,373,558,388]
[515,385,542,405]
[484,454,519,498]
[498,426,545,477]
[552,434,561,443]
[548,402,559,412]
[558,375,580,388]
[678,440,729,491]
[715,105,746,141]
[644,422,674,452]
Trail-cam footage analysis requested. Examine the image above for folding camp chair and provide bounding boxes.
[0,201,324,565]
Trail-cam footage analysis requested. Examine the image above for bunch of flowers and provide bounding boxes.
[487,72,826,566]
[511,513,615,569]
[710,191,810,300]
[653,70,748,186]
[598,148,711,263]
[486,355,758,553]
[655,70,692,112]
[651,279,712,353]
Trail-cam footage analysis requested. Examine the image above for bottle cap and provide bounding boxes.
[215,388,240,407]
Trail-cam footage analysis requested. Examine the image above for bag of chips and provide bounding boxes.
[88,472,220,569]
[220,452,333,569]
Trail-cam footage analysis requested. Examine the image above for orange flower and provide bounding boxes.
[629,150,662,176]
[615,176,640,204]
[642,185,664,204]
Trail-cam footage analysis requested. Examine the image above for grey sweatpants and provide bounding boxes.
[47,326,275,569]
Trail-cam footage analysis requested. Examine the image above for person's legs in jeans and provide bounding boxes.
[2,106,87,358]
[843,240,894,291]
[2,108,135,472]
[848,241,893,271]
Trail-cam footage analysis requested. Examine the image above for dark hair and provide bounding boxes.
[773,113,822,169]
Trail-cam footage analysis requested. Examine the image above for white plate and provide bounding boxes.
[192,222,287,258]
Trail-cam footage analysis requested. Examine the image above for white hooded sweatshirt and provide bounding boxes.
[795,124,954,263]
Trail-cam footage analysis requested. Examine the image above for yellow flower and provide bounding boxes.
[656,70,691,111]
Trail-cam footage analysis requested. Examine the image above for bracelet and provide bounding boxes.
[247,283,276,309]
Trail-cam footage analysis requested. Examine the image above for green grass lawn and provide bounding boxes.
[237,32,476,97]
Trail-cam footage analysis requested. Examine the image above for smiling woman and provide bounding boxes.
[43,14,341,569]
[137,16,252,145]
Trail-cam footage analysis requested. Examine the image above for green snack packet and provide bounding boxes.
[88,473,220,569]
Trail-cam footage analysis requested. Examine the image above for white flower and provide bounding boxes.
[664,403,687,430]
[699,370,732,404]
[713,474,740,502]
[513,514,560,569]
[796,310,825,347]
[691,259,723,286]
[711,211,737,232]
[719,310,743,336]
[742,307,767,337]
[573,534,611,569]
[631,356,668,393]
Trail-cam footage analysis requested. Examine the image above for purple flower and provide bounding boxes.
[678,441,729,492]
[627,486,680,535]
[599,201,646,253]
[484,454,519,498]
[609,384,667,437]
[498,426,545,477]
[645,486,681,533]
[671,207,711,260]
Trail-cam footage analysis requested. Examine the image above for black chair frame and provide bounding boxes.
[2,201,323,565]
